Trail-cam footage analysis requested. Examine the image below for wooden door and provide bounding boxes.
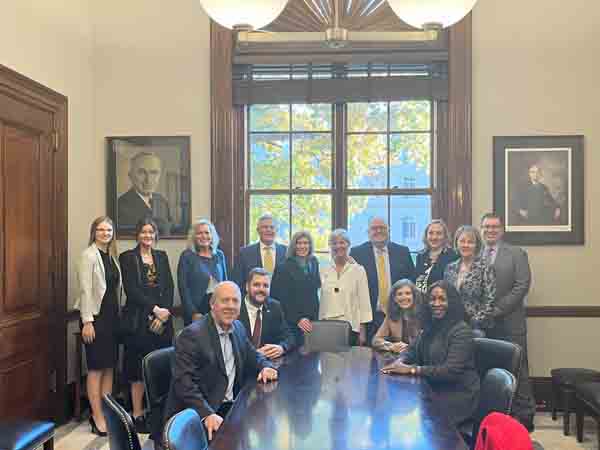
[0,65,67,421]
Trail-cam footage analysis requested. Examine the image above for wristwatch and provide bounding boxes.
[410,367,417,375]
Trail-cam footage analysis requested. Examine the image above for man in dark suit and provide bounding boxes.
[239,268,295,359]
[117,152,172,236]
[350,216,416,342]
[514,163,561,226]
[163,281,277,441]
[233,214,287,291]
[481,212,535,431]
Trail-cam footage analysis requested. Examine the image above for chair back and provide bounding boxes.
[474,338,522,379]
[304,320,351,351]
[102,394,142,450]
[163,409,208,450]
[472,368,517,440]
[143,346,175,438]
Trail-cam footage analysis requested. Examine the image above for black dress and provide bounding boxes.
[82,249,120,370]
[120,248,174,382]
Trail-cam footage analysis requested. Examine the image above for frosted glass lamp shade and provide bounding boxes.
[199,0,289,30]
[387,0,479,29]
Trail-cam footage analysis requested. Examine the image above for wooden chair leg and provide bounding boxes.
[551,378,559,421]
[564,388,574,436]
[43,437,54,450]
[576,397,584,443]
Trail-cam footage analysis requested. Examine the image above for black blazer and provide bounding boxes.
[238,297,295,352]
[270,257,320,325]
[415,247,459,291]
[119,247,174,317]
[163,314,272,422]
[232,242,287,290]
[349,241,416,314]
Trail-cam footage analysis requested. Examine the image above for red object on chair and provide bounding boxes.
[475,412,534,450]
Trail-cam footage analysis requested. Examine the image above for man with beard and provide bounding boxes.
[239,268,295,359]
[163,281,277,441]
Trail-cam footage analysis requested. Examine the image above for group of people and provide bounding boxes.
[74,210,535,442]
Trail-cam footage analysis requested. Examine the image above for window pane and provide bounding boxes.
[390,133,431,188]
[249,104,290,132]
[292,133,332,189]
[390,100,431,131]
[390,195,431,252]
[292,194,332,252]
[250,134,290,189]
[249,194,291,244]
[347,102,388,132]
[292,104,332,131]
[347,195,388,246]
[347,134,387,188]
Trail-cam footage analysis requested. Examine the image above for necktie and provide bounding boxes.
[252,309,262,347]
[486,246,496,264]
[263,247,274,273]
[377,251,389,312]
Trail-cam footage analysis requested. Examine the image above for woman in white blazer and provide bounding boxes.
[74,216,121,436]
[320,229,373,345]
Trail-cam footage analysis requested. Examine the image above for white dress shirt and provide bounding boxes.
[214,322,236,402]
[244,297,263,333]
[372,245,392,311]
[320,261,373,332]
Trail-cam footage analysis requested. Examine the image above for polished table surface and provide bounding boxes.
[209,347,468,450]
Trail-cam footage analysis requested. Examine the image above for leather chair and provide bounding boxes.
[473,338,522,379]
[303,320,351,351]
[575,381,600,448]
[142,346,175,440]
[0,420,55,450]
[464,368,517,448]
[163,409,208,450]
[102,394,141,450]
[550,368,600,435]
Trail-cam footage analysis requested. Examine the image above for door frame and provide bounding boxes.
[0,64,68,422]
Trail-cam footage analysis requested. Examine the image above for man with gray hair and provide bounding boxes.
[350,216,415,342]
[233,213,287,293]
[117,151,172,235]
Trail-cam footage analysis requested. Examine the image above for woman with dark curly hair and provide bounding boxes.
[381,280,480,428]
[371,279,421,353]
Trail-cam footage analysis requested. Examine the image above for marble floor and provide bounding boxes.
[52,412,597,450]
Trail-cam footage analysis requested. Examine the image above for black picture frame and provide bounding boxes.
[107,136,191,239]
[493,135,584,245]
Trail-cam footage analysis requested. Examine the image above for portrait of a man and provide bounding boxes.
[513,163,562,226]
[108,136,191,239]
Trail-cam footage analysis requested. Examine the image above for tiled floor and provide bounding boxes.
[53,412,597,450]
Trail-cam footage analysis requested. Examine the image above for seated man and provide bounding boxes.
[163,281,278,441]
[239,268,295,359]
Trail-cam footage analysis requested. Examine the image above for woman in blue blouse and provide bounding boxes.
[177,218,228,325]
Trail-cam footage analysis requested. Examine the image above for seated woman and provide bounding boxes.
[444,225,496,332]
[177,218,228,325]
[319,229,372,346]
[270,231,320,346]
[415,219,459,292]
[372,279,421,353]
[381,280,480,428]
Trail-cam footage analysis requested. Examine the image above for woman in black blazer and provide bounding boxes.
[177,218,228,325]
[382,280,480,428]
[415,219,459,292]
[270,231,320,346]
[119,218,174,432]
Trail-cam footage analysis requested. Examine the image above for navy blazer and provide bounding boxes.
[415,247,459,291]
[349,241,416,314]
[232,242,287,290]
[177,248,228,325]
[163,314,272,423]
[238,297,295,352]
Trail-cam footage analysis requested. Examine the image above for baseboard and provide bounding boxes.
[531,376,553,412]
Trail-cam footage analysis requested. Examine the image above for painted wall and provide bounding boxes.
[472,0,600,375]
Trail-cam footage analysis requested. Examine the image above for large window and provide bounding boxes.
[247,101,433,256]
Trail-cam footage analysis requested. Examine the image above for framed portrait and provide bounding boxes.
[493,135,584,245]
[107,136,191,239]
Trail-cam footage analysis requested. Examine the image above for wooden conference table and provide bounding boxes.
[208,346,468,450]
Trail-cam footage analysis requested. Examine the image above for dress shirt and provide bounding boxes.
[215,323,236,402]
[320,261,373,332]
[244,297,263,336]
[260,242,277,272]
[206,276,218,294]
[372,245,392,311]
[135,190,153,209]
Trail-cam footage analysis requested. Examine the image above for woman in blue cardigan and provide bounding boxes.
[177,218,228,325]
